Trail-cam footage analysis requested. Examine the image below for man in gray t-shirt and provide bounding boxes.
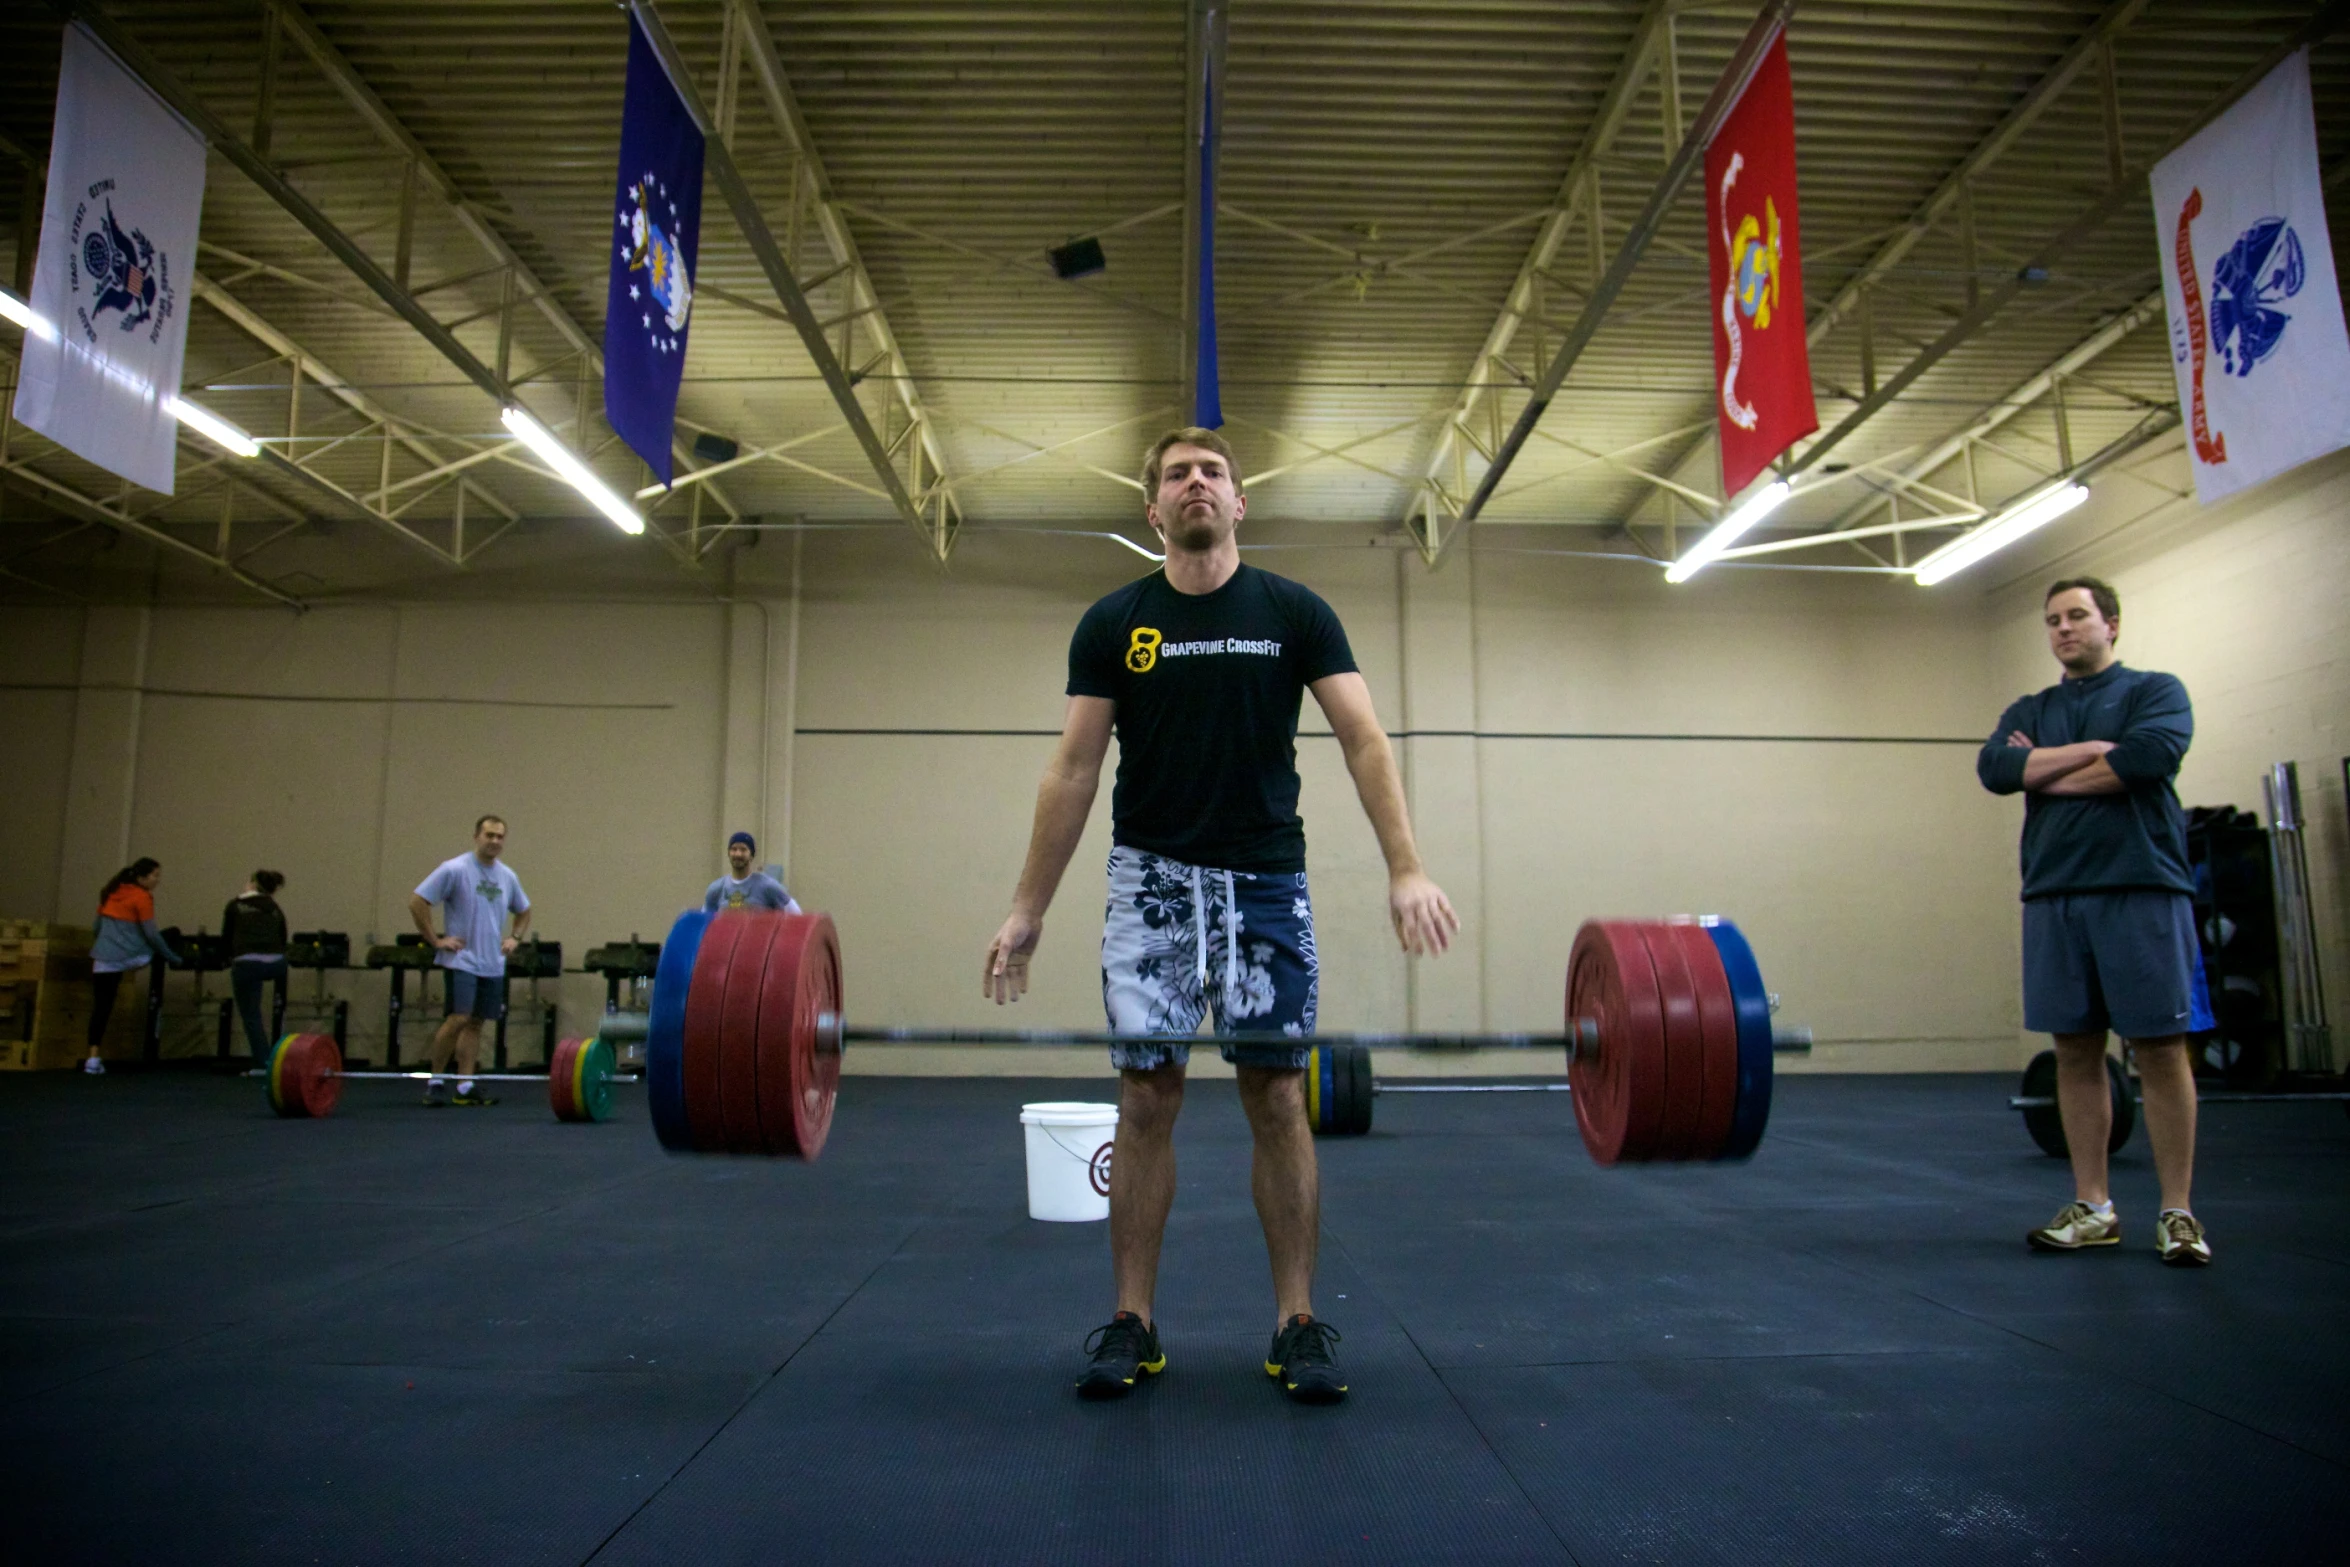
[702,831,801,914]
[407,815,532,1107]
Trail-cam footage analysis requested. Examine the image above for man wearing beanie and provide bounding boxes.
[703,832,801,913]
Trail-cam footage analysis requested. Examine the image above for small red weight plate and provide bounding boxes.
[1566,921,1666,1165]
[1636,922,1705,1162]
[757,913,841,1160]
[683,912,755,1153]
[294,1033,343,1118]
[718,915,783,1154]
[547,1035,582,1122]
[1667,922,1741,1161]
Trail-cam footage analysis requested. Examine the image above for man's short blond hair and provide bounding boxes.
[1140,427,1245,500]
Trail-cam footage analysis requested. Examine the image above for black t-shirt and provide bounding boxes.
[1067,564,1357,872]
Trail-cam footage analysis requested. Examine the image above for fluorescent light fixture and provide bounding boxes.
[1911,482,2088,586]
[0,288,59,343]
[500,405,643,535]
[1664,479,1790,583]
[166,397,261,458]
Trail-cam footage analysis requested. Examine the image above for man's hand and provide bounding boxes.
[2006,730,2032,748]
[983,911,1043,1004]
[434,935,464,954]
[1388,871,1459,957]
[500,936,519,956]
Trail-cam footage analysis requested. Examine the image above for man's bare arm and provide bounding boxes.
[2021,739,2116,791]
[408,893,461,953]
[2039,757,2126,796]
[505,904,532,953]
[1310,672,1458,956]
[984,696,1115,1002]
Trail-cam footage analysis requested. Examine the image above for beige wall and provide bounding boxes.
[10,532,2020,1072]
[20,462,2340,1079]
[1983,444,2350,1068]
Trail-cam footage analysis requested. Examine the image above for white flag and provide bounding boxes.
[11,25,208,496]
[2150,49,2350,505]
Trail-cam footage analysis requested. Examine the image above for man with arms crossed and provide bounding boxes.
[704,831,801,913]
[409,815,532,1108]
[984,428,1459,1404]
[1978,578,2209,1265]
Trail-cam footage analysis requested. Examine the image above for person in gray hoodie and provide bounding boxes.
[87,858,180,1074]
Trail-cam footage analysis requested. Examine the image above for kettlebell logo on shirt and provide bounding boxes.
[1126,627,1162,673]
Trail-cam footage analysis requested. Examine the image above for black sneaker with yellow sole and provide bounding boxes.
[451,1084,499,1107]
[1266,1314,1347,1404]
[1076,1311,1165,1399]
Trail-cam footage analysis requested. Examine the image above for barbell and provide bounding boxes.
[260,1031,633,1123]
[638,907,1792,1166]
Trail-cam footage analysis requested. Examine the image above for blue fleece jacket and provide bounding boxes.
[1977,663,2194,900]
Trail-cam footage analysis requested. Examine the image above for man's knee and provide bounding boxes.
[2052,1031,2109,1062]
[1236,1065,1305,1123]
[1120,1066,1185,1132]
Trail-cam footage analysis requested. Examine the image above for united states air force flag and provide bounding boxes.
[603,11,705,486]
[2151,49,2350,505]
[12,24,208,495]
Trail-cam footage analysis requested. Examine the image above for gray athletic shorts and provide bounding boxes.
[442,970,507,1021]
[1099,846,1318,1072]
[2022,891,2196,1040]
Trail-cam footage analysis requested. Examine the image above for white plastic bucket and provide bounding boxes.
[1020,1101,1119,1222]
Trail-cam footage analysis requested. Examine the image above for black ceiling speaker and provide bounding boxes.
[1049,236,1106,280]
[692,432,740,463]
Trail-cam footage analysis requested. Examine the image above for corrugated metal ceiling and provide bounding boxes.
[0,0,2343,599]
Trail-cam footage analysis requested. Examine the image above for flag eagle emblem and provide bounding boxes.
[620,175,691,348]
[81,200,161,332]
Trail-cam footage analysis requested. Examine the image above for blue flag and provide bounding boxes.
[603,12,704,486]
[1192,45,1222,430]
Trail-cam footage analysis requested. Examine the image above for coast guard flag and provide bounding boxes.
[2151,49,2350,505]
[12,25,207,495]
[1705,28,1816,499]
[603,11,704,486]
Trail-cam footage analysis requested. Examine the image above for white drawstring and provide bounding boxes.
[1192,865,1207,992]
[1223,872,1238,1006]
[1188,865,1240,1009]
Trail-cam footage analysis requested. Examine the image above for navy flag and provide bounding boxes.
[603,12,704,485]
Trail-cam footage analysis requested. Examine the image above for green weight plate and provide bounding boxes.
[581,1036,616,1123]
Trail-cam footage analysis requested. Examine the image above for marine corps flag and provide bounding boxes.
[602,10,705,486]
[1706,28,1816,499]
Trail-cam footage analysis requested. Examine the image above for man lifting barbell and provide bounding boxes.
[982,427,1460,1404]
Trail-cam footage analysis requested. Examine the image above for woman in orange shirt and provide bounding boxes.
[87,859,180,1075]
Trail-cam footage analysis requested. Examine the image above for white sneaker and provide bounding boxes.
[2027,1201,2119,1251]
[82,1056,105,1075]
[2156,1210,2213,1267]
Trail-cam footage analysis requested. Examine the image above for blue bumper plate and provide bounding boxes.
[1703,918,1773,1159]
[647,908,711,1151]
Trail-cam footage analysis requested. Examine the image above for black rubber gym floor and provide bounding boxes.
[3,1069,2346,1565]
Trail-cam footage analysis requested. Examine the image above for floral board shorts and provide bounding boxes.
[1099,845,1318,1072]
